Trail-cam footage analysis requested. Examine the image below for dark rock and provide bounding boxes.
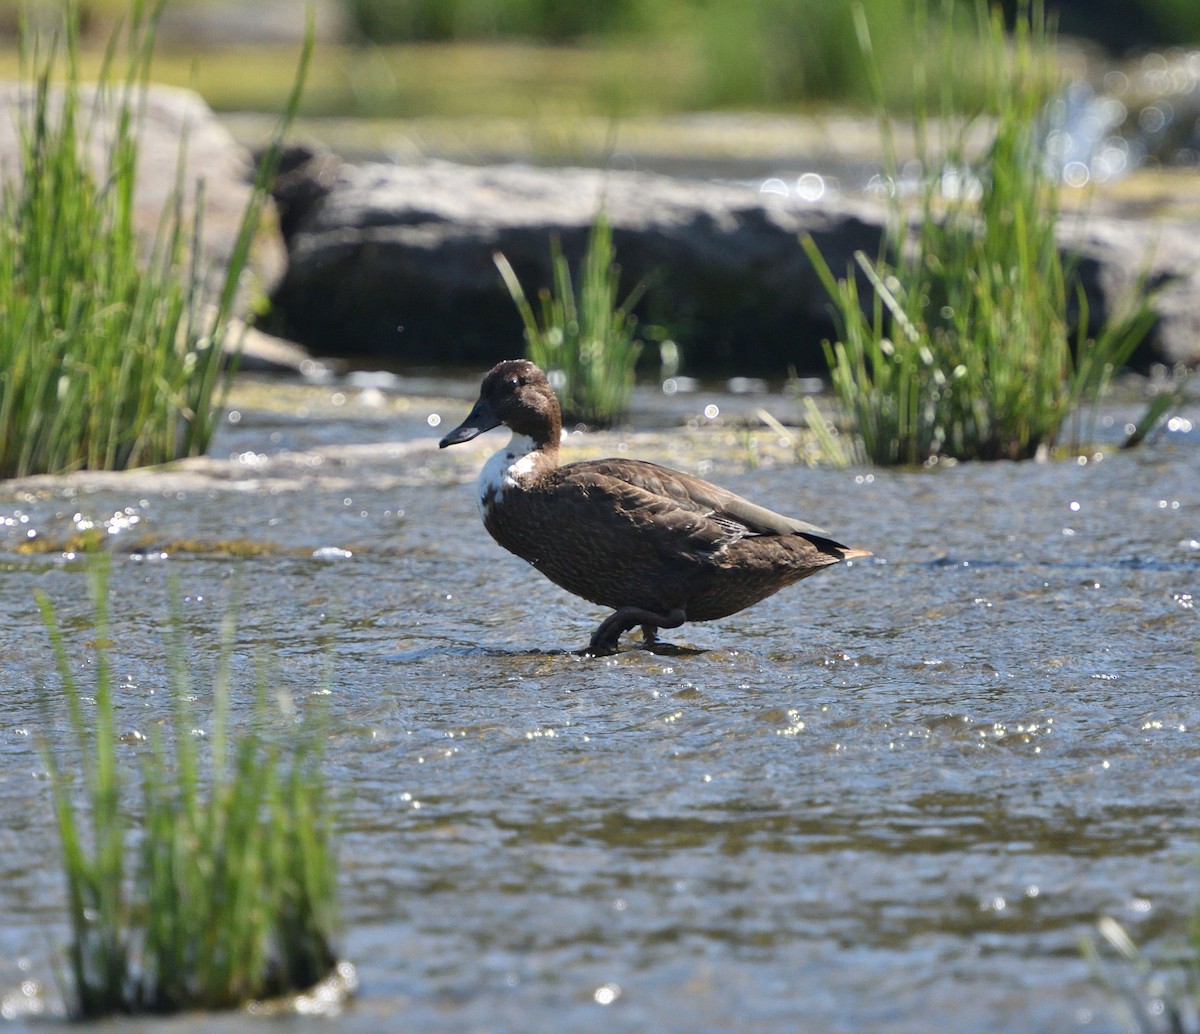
[269,159,1200,375]
[269,145,345,243]
[267,161,889,375]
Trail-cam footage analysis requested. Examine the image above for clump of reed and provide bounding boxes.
[803,0,1157,465]
[0,0,306,479]
[35,561,342,1017]
[495,212,646,426]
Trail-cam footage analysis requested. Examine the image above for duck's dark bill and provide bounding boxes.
[439,399,501,447]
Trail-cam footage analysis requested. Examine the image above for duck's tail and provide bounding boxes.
[801,533,873,563]
[839,548,873,560]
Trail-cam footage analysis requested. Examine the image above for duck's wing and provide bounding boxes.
[551,466,734,555]
[565,459,831,540]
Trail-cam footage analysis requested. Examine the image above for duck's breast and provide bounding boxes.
[475,433,543,519]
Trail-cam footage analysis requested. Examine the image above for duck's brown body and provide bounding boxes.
[482,456,851,621]
[440,360,870,652]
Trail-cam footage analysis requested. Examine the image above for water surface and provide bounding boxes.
[1,376,1197,1032]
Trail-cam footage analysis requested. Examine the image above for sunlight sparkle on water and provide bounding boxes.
[594,983,621,1005]
[313,546,354,560]
[5,368,1198,1034]
[0,976,46,1021]
[70,508,141,534]
[797,172,827,200]
[758,173,829,201]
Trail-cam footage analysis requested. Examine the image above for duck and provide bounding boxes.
[439,359,871,653]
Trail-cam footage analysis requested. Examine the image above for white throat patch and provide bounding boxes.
[476,432,540,517]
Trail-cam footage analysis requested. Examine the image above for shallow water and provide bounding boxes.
[1,375,1197,1032]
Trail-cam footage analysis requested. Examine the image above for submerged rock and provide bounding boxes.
[268,154,1200,374]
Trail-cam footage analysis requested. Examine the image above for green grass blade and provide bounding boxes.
[0,2,312,477]
[36,556,343,1018]
[496,211,643,426]
[804,0,1159,465]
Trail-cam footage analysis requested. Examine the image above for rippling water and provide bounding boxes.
[1,376,1197,1032]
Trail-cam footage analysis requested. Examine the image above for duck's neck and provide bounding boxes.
[476,431,559,516]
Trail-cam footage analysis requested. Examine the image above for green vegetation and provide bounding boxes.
[495,214,645,426]
[0,39,673,120]
[681,0,916,110]
[35,560,340,1017]
[5,0,1196,120]
[803,0,1157,465]
[1085,915,1200,1033]
[344,0,647,44]
[336,0,1200,70]
[341,0,917,111]
[0,1,1039,121]
[0,0,308,479]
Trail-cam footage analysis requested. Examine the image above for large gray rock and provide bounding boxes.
[1066,215,1200,370]
[269,155,1200,374]
[0,82,285,309]
[268,157,888,374]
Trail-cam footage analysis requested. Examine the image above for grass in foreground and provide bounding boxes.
[495,213,646,426]
[803,0,1157,465]
[0,0,308,479]
[35,561,341,1017]
[1085,915,1200,1033]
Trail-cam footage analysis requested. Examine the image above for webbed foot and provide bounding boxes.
[587,607,686,655]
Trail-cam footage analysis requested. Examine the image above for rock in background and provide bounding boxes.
[267,155,892,375]
[268,153,1200,375]
[3,74,1196,378]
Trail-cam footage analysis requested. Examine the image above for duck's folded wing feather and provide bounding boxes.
[558,468,745,554]
[571,459,830,538]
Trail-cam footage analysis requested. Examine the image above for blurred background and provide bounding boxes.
[3,0,1197,127]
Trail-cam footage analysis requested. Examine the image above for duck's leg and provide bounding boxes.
[589,607,685,654]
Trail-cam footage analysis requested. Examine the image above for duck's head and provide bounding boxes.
[439,359,562,449]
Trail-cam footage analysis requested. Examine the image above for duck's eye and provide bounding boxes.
[509,376,526,388]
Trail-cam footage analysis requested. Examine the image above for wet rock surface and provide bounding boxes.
[266,155,890,374]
